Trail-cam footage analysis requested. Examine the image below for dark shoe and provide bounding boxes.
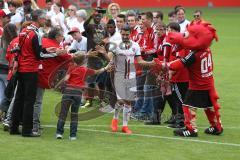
[22,132,41,137]
[10,128,21,135]
[173,128,198,137]
[144,121,161,125]
[204,126,223,135]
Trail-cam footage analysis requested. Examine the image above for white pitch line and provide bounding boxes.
[43,124,240,129]
[43,124,240,148]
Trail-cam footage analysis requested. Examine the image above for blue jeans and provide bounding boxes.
[56,89,82,137]
[0,73,7,105]
[134,74,146,112]
[140,85,156,116]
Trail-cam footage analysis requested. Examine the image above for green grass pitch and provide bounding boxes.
[0,7,240,160]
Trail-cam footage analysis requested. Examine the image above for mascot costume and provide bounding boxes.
[153,21,223,137]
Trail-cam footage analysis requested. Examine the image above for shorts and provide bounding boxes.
[183,89,212,108]
[114,73,136,102]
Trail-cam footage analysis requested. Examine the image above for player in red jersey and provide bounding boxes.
[153,21,223,137]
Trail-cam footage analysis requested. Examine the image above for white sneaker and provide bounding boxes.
[69,136,77,141]
[56,134,63,139]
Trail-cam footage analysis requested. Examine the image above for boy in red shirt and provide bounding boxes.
[56,54,112,140]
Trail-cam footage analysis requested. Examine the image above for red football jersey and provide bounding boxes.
[188,48,214,90]
[67,66,95,88]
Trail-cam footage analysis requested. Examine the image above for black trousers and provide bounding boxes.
[11,72,38,135]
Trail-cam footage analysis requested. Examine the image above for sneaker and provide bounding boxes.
[56,134,63,139]
[173,128,198,137]
[122,126,132,134]
[111,119,118,132]
[82,100,92,108]
[32,130,41,137]
[3,121,10,131]
[22,132,41,137]
[69,136,77,141]
[204,126,223,135]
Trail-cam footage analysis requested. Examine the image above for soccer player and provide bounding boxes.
[109,25,153,134]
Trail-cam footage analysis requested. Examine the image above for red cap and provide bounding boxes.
[68,27,80,35]
[0,9,13,17]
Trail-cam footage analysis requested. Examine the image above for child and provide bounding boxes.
[55,53,112,140]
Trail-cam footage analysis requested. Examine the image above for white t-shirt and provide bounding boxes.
[111,40,141,79]
[179,19,190,33]
[10,12,23,24]
[66,16,79,30]
[69,36,87,53]
[109,31,122,43]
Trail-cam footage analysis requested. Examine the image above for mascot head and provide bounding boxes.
[166,21,218,50]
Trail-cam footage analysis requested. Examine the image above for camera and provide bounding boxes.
[11,45,21,54]
[95,7,106,14]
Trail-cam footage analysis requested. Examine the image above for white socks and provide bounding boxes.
[113,103,122,119]
[123,106,131,126]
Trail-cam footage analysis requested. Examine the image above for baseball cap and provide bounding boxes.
[68,27,80,35]
[0,9,14,17]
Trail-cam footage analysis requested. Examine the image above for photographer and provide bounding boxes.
[83,8,108,107]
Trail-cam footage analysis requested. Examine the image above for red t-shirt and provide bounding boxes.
[67,66,95,88]
[188,48,214,90]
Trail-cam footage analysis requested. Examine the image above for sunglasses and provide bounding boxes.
[194,15,200,18]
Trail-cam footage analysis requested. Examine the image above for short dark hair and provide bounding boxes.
[167,22,180,32]
[48,27,63,39]
[31,9,45,22]
[144,12,153,20]
[175,7,186,14]
[73,53,86,65]
[168,10,176,17]
[154,11,164,21]
[121,24,131,32]
[194,9,202,15]
[46,0,52,3]
[127,14,138,21]
[117,14,126,22]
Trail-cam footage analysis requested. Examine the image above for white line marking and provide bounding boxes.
[43,124,240,147]
[43,124,240,129]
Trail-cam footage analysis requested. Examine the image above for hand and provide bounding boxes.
[46,47,58,53]
[101,16,109,25]
[105,62,115,72]
[102,38,109,44]
[87,49,98,57]
[95,45,107,55]
[55,49,67,55]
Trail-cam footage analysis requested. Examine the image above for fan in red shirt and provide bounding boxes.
[153,21,223,137]
[32,27,72,134]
